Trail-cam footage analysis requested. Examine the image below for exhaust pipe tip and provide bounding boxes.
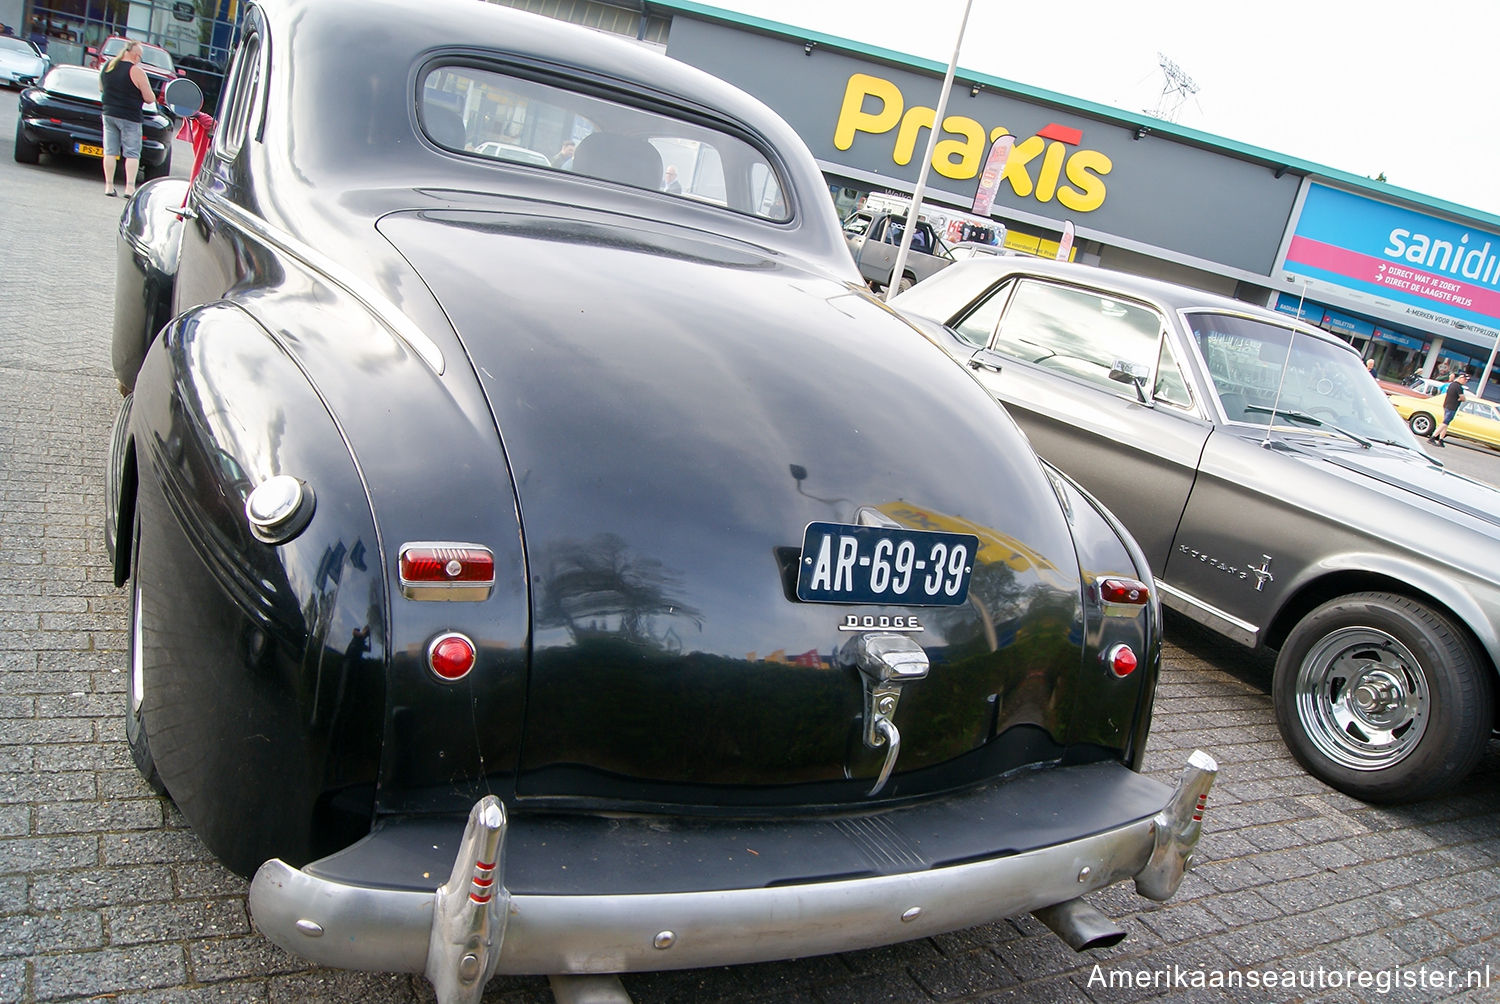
[1032,899,1127,952]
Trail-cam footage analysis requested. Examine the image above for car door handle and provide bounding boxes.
[968,350,1004,374]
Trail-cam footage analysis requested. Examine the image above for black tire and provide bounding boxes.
[125,509,167,795]
[1272,592,1492,803]
[142,149,171,181]
[1408,412,1436,438]
[896,274,915,293]
[13,118,40,165]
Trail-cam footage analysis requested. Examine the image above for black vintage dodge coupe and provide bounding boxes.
[106,0,1215,1000]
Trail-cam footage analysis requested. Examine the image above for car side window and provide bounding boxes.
[950,280,1011,348]
[1154,338,1193,409]
[214,29,262,160]
[418,63,790,221]
[991,280,1167,395]
[843,213,872,238]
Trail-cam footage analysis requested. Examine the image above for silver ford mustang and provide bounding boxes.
[897,256,1499,804]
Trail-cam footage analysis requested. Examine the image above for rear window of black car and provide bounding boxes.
[419,64,790,222]
[42,66,101,101]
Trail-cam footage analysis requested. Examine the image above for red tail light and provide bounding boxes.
[1105,643,1138,678]
[1100,577,1150,605]
[428,632,477,681]
[399,543,495,601]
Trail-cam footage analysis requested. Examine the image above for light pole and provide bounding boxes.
[883,0,974,304]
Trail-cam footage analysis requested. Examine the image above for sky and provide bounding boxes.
[702,0,1500,217]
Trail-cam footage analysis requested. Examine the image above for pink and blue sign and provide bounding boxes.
[1283,184,1500,330]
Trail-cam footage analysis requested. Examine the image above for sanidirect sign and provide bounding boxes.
[1282,184,1500,340]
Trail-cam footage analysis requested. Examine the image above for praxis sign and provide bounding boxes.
[1282,184,1500,341]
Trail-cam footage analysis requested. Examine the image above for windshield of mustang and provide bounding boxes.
[419,63,790,222]
[1188,312,1418,445]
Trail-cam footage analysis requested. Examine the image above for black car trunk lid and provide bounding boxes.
[378,207,1095,809]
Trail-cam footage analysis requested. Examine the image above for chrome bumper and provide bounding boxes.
[250,751,1216,1002]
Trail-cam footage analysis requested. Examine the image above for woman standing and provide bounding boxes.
[99,40,157,197]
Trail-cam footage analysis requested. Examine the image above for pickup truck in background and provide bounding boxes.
[842,209,955,292]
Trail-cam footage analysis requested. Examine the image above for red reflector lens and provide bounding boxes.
[428,633,476,681]
[1100,577,1150,605]
[401,546,495,584]
[1106,644,1138,678]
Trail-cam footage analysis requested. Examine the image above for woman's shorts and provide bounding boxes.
[102,116,143,159]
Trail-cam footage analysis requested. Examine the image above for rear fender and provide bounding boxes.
[129,300,388,875]
[113,178,189,392]
[1043,462,1161,770]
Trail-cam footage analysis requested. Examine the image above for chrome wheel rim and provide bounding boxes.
[1295,627,1428,771]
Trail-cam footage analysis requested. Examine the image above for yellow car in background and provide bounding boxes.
[1388,391,1500,448]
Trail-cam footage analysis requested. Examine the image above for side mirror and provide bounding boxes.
[160,75,203,118]
[1109,359,1150,385]
[1109,360,1152,403]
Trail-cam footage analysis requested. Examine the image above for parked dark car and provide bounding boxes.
[107,1,1216,999]
[895,257,1500,804]
[14,64,176,178]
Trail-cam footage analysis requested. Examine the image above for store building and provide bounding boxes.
[496,0,1500,398]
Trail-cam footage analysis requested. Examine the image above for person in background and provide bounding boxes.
[1365,358,1377,377]
[98,39,158,197]
[663,164,682,194]
[1430,371,1469,447]
[552,140,575,169]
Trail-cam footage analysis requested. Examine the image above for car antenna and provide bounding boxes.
[1262,282,1308,447]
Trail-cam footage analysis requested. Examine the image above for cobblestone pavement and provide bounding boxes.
[2,94,1499,1004]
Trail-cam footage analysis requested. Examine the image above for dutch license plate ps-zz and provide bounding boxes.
[796,521,978,606]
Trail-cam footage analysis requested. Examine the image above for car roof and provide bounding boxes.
[229,0,855,276]
[920,256,1346,346]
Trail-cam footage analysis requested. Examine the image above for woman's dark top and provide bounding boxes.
[101,59,144,122]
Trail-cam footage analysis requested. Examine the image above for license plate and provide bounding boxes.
[796,521,977,606]
[75,142,104,158]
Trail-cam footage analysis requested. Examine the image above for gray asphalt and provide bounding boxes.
[1,89,1498,1004]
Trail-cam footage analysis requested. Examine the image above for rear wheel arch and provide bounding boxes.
[112,437,139,588]
[1262,568,1500,719]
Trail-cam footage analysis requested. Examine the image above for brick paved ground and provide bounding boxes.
[1,96,1498,1003]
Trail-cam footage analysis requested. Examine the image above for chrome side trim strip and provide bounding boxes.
[1157,581,1259,647]
[202,192,446,374]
